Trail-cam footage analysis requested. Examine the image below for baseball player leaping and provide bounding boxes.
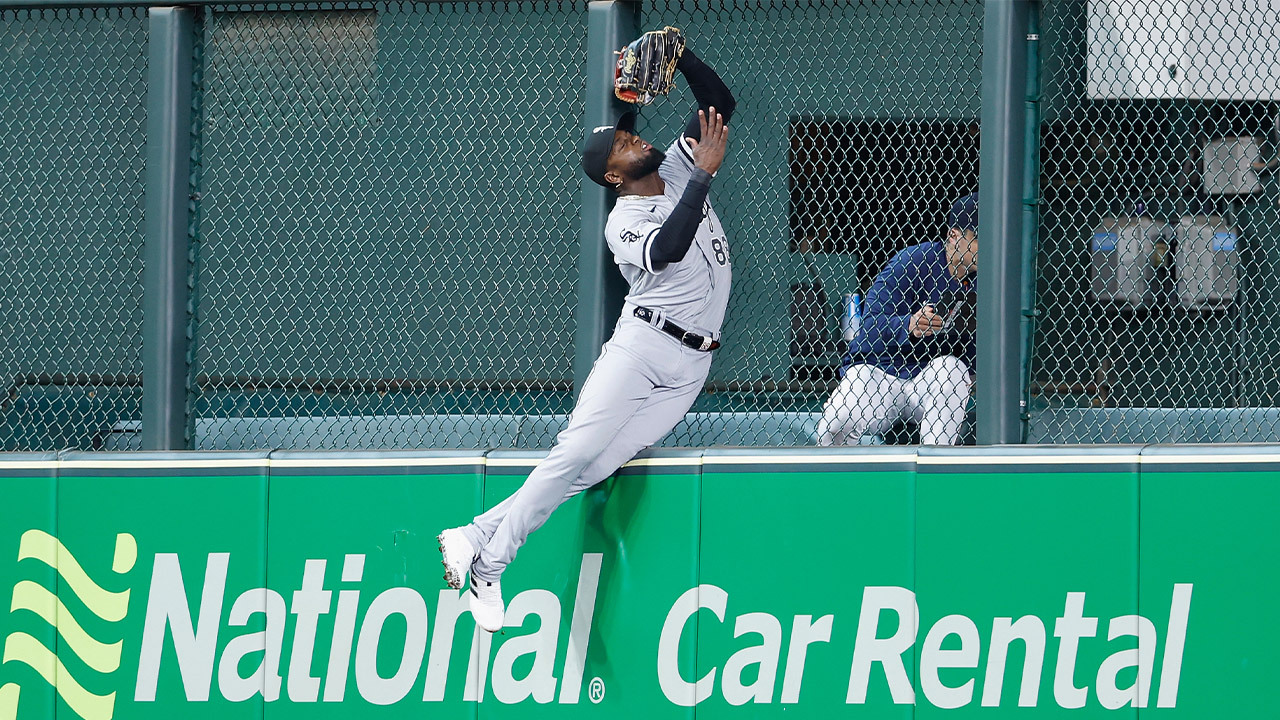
[437,38,735,632]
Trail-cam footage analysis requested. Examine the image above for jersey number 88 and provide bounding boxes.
[711,236,729,266]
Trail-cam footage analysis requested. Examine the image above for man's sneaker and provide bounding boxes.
[437,528,476,590]
[469,575,505,633]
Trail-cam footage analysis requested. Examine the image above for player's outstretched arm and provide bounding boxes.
[679,48,736,141]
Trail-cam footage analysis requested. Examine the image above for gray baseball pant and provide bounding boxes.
[462,317,713,583]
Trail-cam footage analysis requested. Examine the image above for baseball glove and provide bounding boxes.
[614,26,685,106]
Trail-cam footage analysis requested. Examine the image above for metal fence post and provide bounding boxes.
[1020,4,1042,442]
[575,1,638,399]
[976,0,1032,445]
[142,6,195,450]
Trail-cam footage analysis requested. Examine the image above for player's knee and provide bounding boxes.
[927,354,969,374]
[819,364,895,446]
[540,438,606,480]
[557,447,599,474]
[817,404,860,446]
[923,355,970,386]
[835,406,884,443]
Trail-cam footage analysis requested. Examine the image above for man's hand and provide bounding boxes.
[910,305,946,338]
[688,106,729,176]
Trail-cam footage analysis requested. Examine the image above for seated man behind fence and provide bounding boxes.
[817,192,979,446]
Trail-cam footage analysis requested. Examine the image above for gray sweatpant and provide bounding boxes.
[463,317,713,583]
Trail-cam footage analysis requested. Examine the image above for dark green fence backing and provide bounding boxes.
[22,1,1280,450]
[1030,0,1280,443]
[187,2,588,449]
[0,7,148,450]
[182,0,987,449]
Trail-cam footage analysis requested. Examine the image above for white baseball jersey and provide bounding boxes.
[604,136,733,337]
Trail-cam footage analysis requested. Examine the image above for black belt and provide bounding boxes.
[633,307,720,352]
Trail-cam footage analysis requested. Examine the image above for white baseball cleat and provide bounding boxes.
[469,575,505,633]
[437,528,475,590]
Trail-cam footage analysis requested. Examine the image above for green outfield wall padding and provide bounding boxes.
[0,455,58,720]
[700,446,916,717]
[56,451,271,720]
[0,445,1274,717]
[917,446,1141,719]
[266,450,486,720]
[481,448,702,719]
[1137,445,1280,720]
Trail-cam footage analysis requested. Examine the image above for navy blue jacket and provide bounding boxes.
[841,241,976,379]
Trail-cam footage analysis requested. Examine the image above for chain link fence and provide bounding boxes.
[0,7,147,450]
[1030,0,1280,443]
[15,1,1278,450]
[638,0,983,446]
[188,2,586,449]
[1,0,988,451]
[185,0,986,449]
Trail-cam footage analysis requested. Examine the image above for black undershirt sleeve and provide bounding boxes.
[643,49,731,270]
[678,49,736,142]
[648,169,713,267]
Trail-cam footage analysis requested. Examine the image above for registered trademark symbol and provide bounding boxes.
[588,677,605,704]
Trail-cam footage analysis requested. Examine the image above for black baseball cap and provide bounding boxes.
[581,111,638,188]
[947,192,979,232]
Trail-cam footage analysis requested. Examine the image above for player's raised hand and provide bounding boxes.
[688,106,729,176]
